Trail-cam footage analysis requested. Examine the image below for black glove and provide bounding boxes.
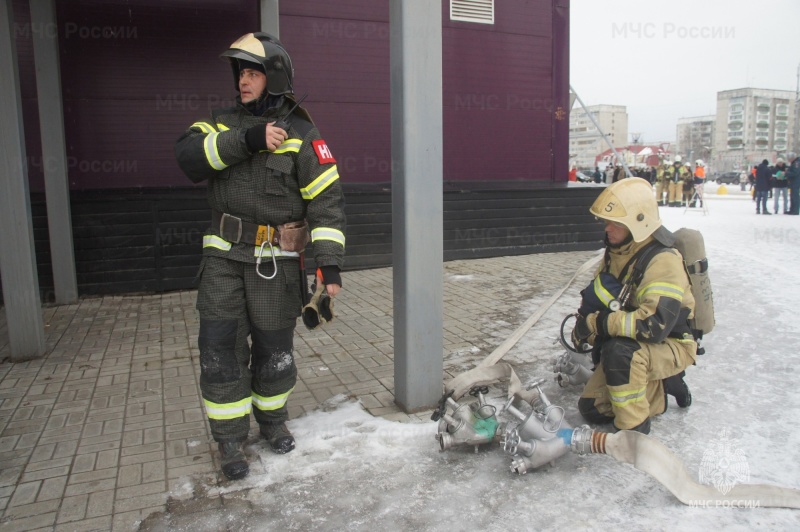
[595,310,610,341]
[572,314,594,347]
[318,265,342,287]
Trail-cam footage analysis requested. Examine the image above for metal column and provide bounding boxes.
[389,0,443,412]
[260,0,279,38]
[31,0,78,304]
[0,0,46,360]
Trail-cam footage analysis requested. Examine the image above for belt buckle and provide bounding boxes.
[219,213,242,244]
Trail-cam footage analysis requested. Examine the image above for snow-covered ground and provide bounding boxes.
[171,188,800,531]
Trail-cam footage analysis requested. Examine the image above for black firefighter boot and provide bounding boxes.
[219,441,249,480]
[663,370,692,408]
[260,422,295,454]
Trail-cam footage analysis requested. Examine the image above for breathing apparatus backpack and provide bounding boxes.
[564,227,715,354]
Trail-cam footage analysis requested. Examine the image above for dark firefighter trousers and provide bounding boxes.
[196,255,302,443]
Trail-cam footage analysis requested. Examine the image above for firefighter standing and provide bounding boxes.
[572,178,695,434]
[175,32,346,480]
[682,162,694,206]
[655,160,669,206]
[667,155,689,207]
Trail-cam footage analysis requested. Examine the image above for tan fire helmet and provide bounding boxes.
[590,178,674,245]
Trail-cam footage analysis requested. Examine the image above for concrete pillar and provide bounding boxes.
[0,0,46,360]
[30,0,78,304]
[389,0,444,412]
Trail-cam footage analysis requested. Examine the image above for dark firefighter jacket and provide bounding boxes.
[174,96,346,268]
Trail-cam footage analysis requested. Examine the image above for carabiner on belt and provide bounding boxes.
[256,240,278,280]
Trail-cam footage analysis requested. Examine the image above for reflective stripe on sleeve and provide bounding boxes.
[252,388,294,411]
[274,138,302,154]
[203,235,232,251]
[609,386,646,407]
[636,282,684,302]
[191,121,215,134]
[203,397,252,420]
[623,312,636,338]
[310,227,345,247]
[301,165,339,200]
[593,276,616,307]
[203,132,227,170]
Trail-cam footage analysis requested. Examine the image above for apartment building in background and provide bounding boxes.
[569,104,628,170]
[676,115,715,164]
[713,88,797,172]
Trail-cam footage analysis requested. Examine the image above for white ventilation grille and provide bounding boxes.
[450,0,494,24]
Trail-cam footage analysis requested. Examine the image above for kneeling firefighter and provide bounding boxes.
[572,178,694,434]
[175,33,346,480]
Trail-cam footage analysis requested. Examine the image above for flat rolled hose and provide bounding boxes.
[603,431,800,509]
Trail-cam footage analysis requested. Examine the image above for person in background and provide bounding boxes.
[655,160,669,206]
[755,159,772,214]
[593,166,603,184]
[772,158,789,214]
[787,154,800,215]
[682,162,694,207]
[690,160,706,208]
[612,163,626,183]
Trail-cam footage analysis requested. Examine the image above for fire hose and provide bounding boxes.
[437,252,800,509]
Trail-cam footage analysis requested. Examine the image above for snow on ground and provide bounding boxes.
[174,189,800,531]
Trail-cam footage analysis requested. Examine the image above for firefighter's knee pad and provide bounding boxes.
[601,337,640,387]
[198,319,240,384]
[251,326,296,382]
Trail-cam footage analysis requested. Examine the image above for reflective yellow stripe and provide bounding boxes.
[593,276,615,307]
[203,235,232,251]
[274,138,302,154]
[623,312,635,338]
[203,132,227,170]
[310,227,345,247]
[609,387,646,407]
[203,397,252,420]
[191,121,215,134]
[301,165,339,200]
[637,282,684,302]
[216,123,230,131]
[252,387,294,411]
[252,246,300,258]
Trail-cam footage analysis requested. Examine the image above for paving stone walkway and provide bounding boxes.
[0,251,596,531]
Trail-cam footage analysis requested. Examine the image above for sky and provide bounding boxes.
[570,0,800,144]
[151,186,800,530]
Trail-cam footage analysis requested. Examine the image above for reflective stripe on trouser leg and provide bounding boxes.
[250,325,297,424]
[196,257,254,442]
[601,337,650,430]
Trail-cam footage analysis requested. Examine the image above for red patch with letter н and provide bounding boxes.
[312,140,336,165]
